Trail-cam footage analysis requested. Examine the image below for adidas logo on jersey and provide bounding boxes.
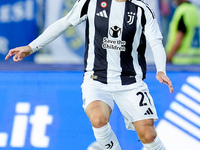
[144,108,153,115]
[96,10,108,18]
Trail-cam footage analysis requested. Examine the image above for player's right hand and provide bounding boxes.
[5,46,33,62]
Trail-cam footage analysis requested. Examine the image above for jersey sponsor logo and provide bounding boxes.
[127,12,135,25]
[109,26,121,38]
[101,2,107,8]
[102,37,126,51]
[96,10,108,18]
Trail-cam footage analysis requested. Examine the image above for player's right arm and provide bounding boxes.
[5,17,72,62]
[5,46,33,62]
[5,0,88,62]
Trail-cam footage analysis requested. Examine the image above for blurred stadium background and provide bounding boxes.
[0,0,199,149]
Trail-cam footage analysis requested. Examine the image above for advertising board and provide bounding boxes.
[0,71,199,149]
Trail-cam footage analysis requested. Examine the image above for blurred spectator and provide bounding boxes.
[165,0,200,64]
[160,0,171,45]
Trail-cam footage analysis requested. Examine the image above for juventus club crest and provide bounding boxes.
[109,26,121,38]
[127,12,135,25]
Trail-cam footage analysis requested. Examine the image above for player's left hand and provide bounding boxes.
[156,71,174,93]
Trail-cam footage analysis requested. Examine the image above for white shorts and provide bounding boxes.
[81,78,158,130]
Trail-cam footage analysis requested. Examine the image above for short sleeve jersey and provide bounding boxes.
[66,0,162,85]
[178,15,186,33]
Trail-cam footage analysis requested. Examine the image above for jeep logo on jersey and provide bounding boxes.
[109,26,121,38]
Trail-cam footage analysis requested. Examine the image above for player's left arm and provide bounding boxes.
[149,39,174,94]
[144,6,174,93]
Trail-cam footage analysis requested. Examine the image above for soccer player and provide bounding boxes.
[5,0,173,149]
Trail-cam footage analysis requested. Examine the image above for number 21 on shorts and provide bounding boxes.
[136,91,152,107]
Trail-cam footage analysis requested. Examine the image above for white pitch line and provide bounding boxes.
[181,84,200,102]
[170,102,200,127]
[187,76,200,90]
[176,93,200,115]
[165,111,200,139]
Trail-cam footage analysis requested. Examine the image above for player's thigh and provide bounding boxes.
[85,100,112,123]
[114,81,158,130]
[81,79,114,110]
[81,79,114,127]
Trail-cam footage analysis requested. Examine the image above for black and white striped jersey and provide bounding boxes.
[63,0,163,85]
